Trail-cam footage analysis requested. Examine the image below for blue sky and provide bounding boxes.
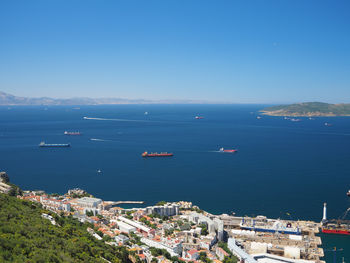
[0,0,349,103]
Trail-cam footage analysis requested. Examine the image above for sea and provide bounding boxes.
[0,104,349,262]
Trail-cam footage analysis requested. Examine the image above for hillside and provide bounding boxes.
[0,193,129,263]
[0,91,209,105]
[260,102,350,117]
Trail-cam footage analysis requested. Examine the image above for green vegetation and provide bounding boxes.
[0,172,9,183]
[155,200,167,206]
[70,192,92,198]
[199,251,212,263]
[149,247,185,263]
[7,182,23,196]
[0,193,130,263]
[85,210,94,217]
[261,102,350,116]
[164,228,175,236]
[199,223,209,236]
[139,217,157,229]
[149,212,169,221]
[218,241,239,263]
[128,232,145,246]
[149,247,171,259]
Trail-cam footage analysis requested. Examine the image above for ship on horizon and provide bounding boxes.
[39,142,70,147]
[219,147,237,153]
[64,131,81,135]
[142,151,173,157]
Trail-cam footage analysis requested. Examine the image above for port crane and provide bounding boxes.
[324,247,343,263]
[334,207,350,226]
[327,207,350,226]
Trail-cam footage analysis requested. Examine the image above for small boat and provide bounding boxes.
[256,116,262,119]
[219,147,237,153]
[325,122,333,126]
[64,131,81,135]
[290,118,301,122]
[97,169,102,174]
[144,111,149,115]
[142,151,173,157]
[195,116,204,119]
[347,190,350,197]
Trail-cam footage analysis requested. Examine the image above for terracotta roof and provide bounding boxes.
[188,249,198,255]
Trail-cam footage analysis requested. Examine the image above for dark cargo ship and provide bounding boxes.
[142,151,173,157]
[39,142,70,147]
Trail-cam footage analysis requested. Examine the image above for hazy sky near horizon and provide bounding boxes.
[0,0,349,103]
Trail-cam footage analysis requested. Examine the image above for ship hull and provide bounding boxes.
[322,228,350,235]
[40,144,70,147]
[142,154,173,157]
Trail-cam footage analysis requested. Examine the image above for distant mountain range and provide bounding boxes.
[261,102,350,117]
[0,91,214,105]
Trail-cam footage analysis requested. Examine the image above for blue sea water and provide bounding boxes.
[0,104,349,262]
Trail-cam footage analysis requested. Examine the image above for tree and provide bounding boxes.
[155,201,167,206]
[85,210,94,217]
[199,252,211,263]
[0,172,9,183]
[0,193,131,262]
[199,224,208,236]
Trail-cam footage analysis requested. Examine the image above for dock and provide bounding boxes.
[219,214,324,262]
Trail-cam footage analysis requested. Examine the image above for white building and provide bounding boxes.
[141,237,182,257]
[228,238,258,263]
[118,216,151,233]
[145,203,180,217]
[115,234,130,245]
[77,197,102,208]
[40,196,71,212]
[117,221,137,234]
[189,212,224,237]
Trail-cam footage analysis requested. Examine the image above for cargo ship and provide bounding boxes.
[142,151,173,157]
[321,203,350,235]
[64,131,81,135]
[39,142,70,147]
[219,147,237,153]
[240,218,301,235]
[322,227,350,235]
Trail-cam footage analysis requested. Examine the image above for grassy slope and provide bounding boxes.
[261,102,350,116]
[0,193,129,263]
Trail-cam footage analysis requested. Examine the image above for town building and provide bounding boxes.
[145,203,180,217]
[117,221,137,234]
[140,237,182,257]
